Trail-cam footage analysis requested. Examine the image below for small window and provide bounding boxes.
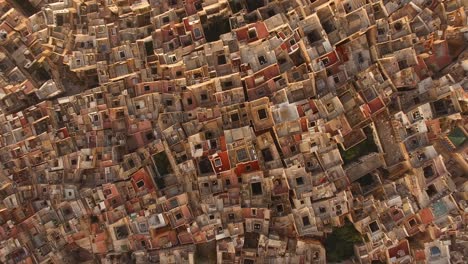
[278,58,287,64]
[225,179,231,186]
[228,213,234,220]
[187,98,193,105]
[136,180,145,188]
[146,132,155,141]
[162,16,170,23]
[231,113,239,122]
[276,204,284,212]
[214,158,222,167]
[251,182,263,195]
[248,28,257,39]
[262,148,273,162]
[430,246,441,257]
[257,109,268,120]
[290,145,297,153]
[236,149,248,161]
[322,20,336,33]
[175,213,183,220]
[200,94,208,101]
[321,57,330,66]
[144,85,150,91]
[209,139,217,149]
[302,216,311,226]
[119,51,125,59]
[394,22,403,31]
[333,76,340,84]
[398,60,408,70]
[56,14,64,26]
[223,81,233,88]
[258,55,267,65]
[357,53,364,63]
[193,28,202,39]
[426,184,437,197]
[296,177,304,185]
[128,159,135,168]
[423,165,434,178]
[344,2,352,12]
[254,223,261,230]
[369,221,380,232]
[217,55,227,65]
[292,71,301,80]
[307,30,321,43]
[373,4,380,13]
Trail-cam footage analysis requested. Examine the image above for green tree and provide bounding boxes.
[325,221,363,262]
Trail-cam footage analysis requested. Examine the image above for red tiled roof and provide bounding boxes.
[236,22,269,43]
[131,168,155,192]
[413,249,426,261]
[318,50,339,68]
[419,208,434,224]
[211,151,231,173]
[368,97,385,114]
[245,64,280,89]
[300,118,308,132]
[178,230,194,244]
[235,160,260,176]
[388,239,410,259]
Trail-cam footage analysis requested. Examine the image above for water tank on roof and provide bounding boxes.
[0,30,7,41]
[24,59,33,69]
